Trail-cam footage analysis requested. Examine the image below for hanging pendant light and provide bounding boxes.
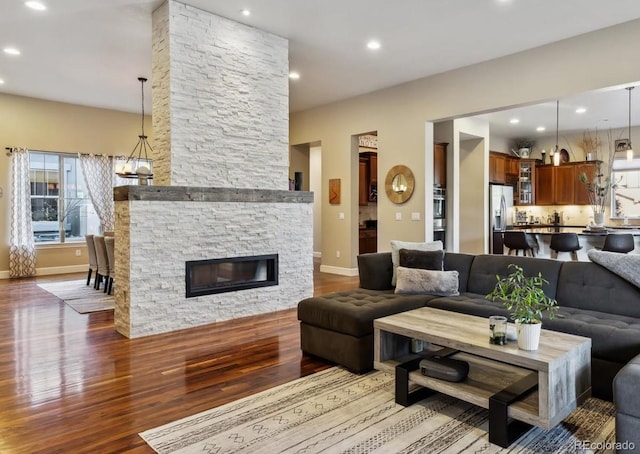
[115,77,154,184]
[626,86,634,162]
[553,100,561,166]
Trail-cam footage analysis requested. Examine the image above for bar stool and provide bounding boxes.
[550,233,581,260]
[602,233,635,253]
[503,231,538,257]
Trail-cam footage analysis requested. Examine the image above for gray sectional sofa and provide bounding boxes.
[298,251,640,402]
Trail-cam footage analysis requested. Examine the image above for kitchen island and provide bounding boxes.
[514,226,640,260]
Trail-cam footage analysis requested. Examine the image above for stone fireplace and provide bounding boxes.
[113,1,313,338]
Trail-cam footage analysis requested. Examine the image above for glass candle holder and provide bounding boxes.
[489,315,507,345]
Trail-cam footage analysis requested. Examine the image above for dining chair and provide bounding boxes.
[104,236,115,295]
[93,235,110,291]
[85,234,98,286]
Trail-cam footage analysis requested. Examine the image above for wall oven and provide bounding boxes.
[433,187,446,246]
[434,187,445,220]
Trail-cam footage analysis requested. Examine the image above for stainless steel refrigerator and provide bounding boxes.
[489,184,514,254]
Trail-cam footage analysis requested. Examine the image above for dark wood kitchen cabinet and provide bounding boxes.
[359,152,377,205]
[489,152,506,184]
[434,142,448,188]
[535,161,599,205]
[359,229,377,254]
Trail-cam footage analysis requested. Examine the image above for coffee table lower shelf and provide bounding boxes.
[382,351,544,447]
[377,351,552,423]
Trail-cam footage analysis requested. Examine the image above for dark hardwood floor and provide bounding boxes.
[0,260,359,453]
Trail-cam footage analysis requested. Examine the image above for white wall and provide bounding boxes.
[454,117,491,254]
[310,145,322,256]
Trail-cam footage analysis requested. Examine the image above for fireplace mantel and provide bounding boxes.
[114,186,313,204]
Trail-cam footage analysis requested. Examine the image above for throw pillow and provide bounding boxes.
[399,248,444,271]
[390,240,443,286]
[394,266,459,296]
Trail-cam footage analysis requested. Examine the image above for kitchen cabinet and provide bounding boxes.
[359,229,377,254]
[369,153,377,183]
[490,151,520,185]
[359,159,368,205]
[516,159,537,205]
[434,142,448,188]
[535,162,599,205]
[489,152,506,184]
[554,165,575,205]
[359,152,378,206]
[535,166,553,205]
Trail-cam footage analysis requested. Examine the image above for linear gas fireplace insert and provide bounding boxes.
[185,254,279,298]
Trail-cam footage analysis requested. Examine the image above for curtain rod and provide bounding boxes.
[5,147,130,160]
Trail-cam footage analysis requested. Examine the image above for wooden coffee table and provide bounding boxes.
[373,307,591,448]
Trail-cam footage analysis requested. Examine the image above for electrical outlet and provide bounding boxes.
[411,212,420,221]
[75,249,81,257]
[336,250,341,258]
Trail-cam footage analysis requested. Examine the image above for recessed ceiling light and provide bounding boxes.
[509,118,520,124]
[3,47,21,56]
[536,126,546,132]
[367,40,381,50]
[289,71,300,80]
[575,107,587,114]
[25,1,46,10]
[241,8,251,17]
[0,79,4,85]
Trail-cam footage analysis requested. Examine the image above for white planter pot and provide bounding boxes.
[593,212,605,227]
[516,321,542,351]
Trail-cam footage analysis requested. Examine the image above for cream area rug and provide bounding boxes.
[38,279,114,313]
[140,367,615,454]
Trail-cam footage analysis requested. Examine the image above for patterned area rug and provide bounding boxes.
[140,367,615,453]
[38,279,114,313]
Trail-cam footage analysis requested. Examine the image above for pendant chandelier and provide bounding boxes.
[115,77,153,184]
[626,86,634,162]
[553,100,561,166]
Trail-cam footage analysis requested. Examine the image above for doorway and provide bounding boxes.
[355,132,378,254]
[290,142,322,258]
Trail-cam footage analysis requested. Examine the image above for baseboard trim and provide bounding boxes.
[0,265,87,279]
[319,265,359,276]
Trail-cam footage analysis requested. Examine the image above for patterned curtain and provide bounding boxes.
[79,154,115,232]
[9,148,37,278]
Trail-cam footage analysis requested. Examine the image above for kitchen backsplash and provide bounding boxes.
[514,205,638,227]
[359,204,377,225]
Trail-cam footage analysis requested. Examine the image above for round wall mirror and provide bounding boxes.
[385,164,415,204]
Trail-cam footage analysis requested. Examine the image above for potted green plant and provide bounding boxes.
[486,264,558,350]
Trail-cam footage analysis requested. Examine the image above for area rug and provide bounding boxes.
[37,279,114,313]
[139,367,615,453]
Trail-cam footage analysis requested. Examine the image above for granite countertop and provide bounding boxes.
[519,226,640,236]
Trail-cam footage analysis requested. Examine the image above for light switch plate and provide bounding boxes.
[339,212,345,220]
[411,212,420,221]
[395,212,402,221]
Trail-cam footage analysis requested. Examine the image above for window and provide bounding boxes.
[29,152,100,243]
[611,158,640,219]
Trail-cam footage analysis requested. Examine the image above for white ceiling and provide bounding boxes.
[2,0,640,138]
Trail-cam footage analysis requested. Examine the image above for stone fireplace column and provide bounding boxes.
[113,0,312,338]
